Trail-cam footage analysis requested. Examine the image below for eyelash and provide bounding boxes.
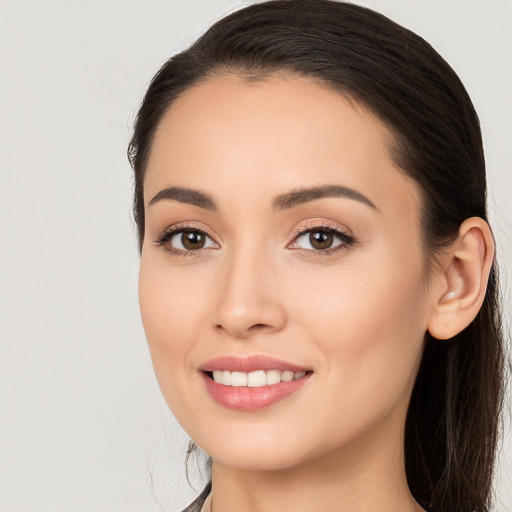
[289,222,356,257]
[153,222,356,257]
[154,223,219,257]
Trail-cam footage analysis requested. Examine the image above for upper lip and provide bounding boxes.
[200,355,312,373]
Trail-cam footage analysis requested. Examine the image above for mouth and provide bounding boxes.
[204,369,312,387]
[199,355,313,411]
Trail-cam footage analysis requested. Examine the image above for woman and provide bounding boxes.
[128,1,506,511]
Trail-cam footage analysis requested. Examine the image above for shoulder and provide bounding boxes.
[180,481,212,512]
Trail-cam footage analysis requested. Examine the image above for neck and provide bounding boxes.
[209,424,424,512]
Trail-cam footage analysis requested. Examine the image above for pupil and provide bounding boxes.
[310,231,333,250]
[182,231,205,250]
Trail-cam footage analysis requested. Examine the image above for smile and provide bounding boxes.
[202,371,312,411]
[200,356,313,411]
[211,369,307,387]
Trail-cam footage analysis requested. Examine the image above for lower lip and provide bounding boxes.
[201,372,311,412]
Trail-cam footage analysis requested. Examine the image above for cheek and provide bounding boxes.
[138,253,220,432]
[138,252,206,385]
[289,250,429,413]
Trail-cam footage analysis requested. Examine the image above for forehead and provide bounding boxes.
[145,74,420,217]
[149,73,389,171]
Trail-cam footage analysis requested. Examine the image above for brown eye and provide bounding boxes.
[309,231,334,250]
[161,228,217,253]
[181,231,206,250]
[288,225,355,254]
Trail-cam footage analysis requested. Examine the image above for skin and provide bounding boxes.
[138,75,493,512]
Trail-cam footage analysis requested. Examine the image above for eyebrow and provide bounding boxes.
[272,185,378,211]
[149,186,217,210]
[148,184,378,212]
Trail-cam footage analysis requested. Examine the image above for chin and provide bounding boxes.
[194,426,323,472]
[209,445,306,471]
[191,435,303,471]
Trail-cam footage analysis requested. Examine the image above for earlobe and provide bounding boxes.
[427,217,494,340]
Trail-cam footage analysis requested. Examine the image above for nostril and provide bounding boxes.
[214,322,273,335]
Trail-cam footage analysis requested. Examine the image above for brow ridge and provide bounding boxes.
[272,185,378,211]
[149,186,217,210]
[148,184,377,212]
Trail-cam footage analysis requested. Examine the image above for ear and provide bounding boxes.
[427,217,494,340]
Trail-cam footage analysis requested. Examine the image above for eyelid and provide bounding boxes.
[153,222,220,253]
[287,220,356,254]
[153,220,355,256]
[288,220,354,241]
[156,220,217,239]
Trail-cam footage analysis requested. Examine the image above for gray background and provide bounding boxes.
[0,1,510,511]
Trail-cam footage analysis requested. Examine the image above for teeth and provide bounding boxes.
[247,370,266,387]
[281,371,294,382]
[266,369,281,385]
[231,371,248,387]
[211,369,308,387]
[222,370,232,385]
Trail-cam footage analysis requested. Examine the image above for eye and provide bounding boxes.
[289,225,355,253]
[155,227,218,254]
[170,230,216,251]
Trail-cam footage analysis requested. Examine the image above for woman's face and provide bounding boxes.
[139,75,440,470]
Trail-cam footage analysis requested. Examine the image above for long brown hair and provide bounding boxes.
[128,1,506,510]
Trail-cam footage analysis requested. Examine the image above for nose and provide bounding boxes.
[213,247,287,339]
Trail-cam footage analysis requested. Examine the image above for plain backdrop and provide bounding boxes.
[0,1,510,511]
